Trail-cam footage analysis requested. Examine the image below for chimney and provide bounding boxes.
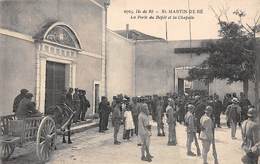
[126,24,129,39]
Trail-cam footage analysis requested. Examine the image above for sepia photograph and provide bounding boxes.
[0,0,260,163]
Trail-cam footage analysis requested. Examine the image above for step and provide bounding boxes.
[63,119,99,135]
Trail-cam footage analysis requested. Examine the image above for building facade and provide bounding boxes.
[107,29,245,100]
[0,0,108,116]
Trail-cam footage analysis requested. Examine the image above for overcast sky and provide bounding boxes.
[107,0,260,40]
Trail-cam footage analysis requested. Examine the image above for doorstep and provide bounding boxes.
[67,119,99,134]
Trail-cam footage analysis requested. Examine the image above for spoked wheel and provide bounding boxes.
[0,142,15,160]
[36,116,56,162]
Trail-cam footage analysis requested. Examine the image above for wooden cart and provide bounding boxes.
[0,105,74,162]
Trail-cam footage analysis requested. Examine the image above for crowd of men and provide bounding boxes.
[12,89,259,164]
[97,92,259,164]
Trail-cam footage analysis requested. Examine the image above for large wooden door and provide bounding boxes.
[45,61,66,110]
[178,78,184,95]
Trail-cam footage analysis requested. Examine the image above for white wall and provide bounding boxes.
[106,30,134,101]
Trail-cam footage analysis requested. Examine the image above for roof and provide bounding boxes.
[114,29,165,41]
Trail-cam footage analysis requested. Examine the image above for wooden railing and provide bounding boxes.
[0,114,16,136]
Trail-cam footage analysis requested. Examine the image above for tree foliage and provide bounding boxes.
[188,14,256,86]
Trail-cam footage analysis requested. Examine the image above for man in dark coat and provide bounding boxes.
[16,93,41,119]
[194,97,206,135]
[213,95,223,128]
[80,90,90,121]
[239,92,251,122]
[13,89,28,113]
[98,96,110,132]
[66,88,73,109]
[73,88,81,122]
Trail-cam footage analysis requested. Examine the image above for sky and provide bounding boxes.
[107,0,260,40]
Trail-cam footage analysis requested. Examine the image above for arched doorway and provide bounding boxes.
[34,22,82,113]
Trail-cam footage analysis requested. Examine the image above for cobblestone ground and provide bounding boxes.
[2,116,246,164]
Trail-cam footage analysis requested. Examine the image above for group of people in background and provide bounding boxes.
[12,89,259,164]
[64,88,90,122]
[13,88,91,122]
[100,92,259,164]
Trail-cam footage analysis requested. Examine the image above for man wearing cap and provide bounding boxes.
[225,98,241,139]
[166,98,177,146]
[13,89,28,113]
[241,108,259,164]
[112,98,122,145]
[98,96,110,132]
[16,93,41,119]
[213,95,223,128]
[185,104,199,156]
[138,103,153,162]
[200,106,214,164]
[79,90,90,121]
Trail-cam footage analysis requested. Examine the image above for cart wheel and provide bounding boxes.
[0,142,15,160]
[36,116,56,162]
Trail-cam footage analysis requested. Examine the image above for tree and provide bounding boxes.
[188,9,259,98]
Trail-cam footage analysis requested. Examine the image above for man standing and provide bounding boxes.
[112,98,122,145]
[16,93,41,119]
[166,98,177,146]
[241,108,259,164]
[73,88,81,122]
[200,106,214,164]
[13,89,28,113]
[185,104,200,156]
[66,88,73,109]
[138,103,153,162]
[98,96,110,132]
[214,95,223,128]
[156,97,165,136]
[131,97,139,136]
[239,92,251,122]
[80,90,90,121]
[226,98,241,139]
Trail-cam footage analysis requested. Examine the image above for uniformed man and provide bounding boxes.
[200,106,214,164]
[80,90,90,121]
[13,89,28,113]
[131,97,139,136]
[138,103,153,162]
[185,104,200,156]
[213,95,223,128]
[225,98,241,139]
[241,108,259,164]
[16,93,41,119]
[166,98,177,146]
[156,96,165,136]
[112,98,122,145]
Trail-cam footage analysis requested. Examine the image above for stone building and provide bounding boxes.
[0,0,108,115]
[106,28,245,101]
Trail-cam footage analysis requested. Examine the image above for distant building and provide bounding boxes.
[107,27,245,100]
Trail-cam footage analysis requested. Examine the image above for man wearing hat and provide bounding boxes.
[166,98,177,146]
[200,106,214,164]
[16,93,41,119]
[225,97,241,139]
[13,89,28,113]
[241,108,259,164]
[112,98,122,145]
[185,104,200,156]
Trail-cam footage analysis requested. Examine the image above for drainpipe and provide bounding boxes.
[104,0,110,97]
